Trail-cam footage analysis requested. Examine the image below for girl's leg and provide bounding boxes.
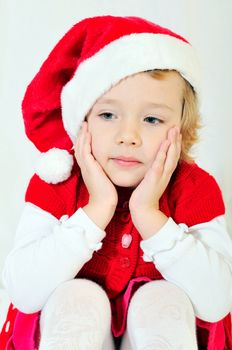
[39,279,115,350]
[120,280,198,350]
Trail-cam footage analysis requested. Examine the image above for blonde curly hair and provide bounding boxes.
[148,70,201,163]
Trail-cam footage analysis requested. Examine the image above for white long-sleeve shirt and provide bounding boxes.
[2,202,232,322]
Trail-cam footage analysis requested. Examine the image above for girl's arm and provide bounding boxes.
[140,215,232,322]
[1,202,106,314]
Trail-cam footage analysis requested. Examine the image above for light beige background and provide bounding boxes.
[0,0,232,287]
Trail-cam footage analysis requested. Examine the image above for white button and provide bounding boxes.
[121,233,132,248]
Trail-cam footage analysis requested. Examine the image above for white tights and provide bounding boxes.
[38,279,198,350]
[39,279,114,350]
[120,280,198,350]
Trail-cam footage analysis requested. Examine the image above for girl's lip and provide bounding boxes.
[112,158,141,167]
[112,156,141,162]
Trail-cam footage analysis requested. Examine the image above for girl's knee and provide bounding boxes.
[45,278,110,308]
[39,279,112,349]
[128,280,195,324]
[40,279,111,328]
[126,280,198,350]
[130,280,193,307]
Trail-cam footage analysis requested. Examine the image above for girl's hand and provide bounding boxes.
[74,121,118,209]
[129,126,182,213]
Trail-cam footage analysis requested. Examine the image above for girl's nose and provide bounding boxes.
[116,124,142,146]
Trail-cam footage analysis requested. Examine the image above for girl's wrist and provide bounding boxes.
[131,208,168,240]
[83,202,116,230]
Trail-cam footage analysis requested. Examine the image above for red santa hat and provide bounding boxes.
[22,15,201,184]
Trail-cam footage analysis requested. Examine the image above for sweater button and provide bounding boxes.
[121,233,132,248]
[122,201,129,208]
[121,212,130,223]
[120,256,130,268]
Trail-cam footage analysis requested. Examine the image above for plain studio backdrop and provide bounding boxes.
[0,0,232,288]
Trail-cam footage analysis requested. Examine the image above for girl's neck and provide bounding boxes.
[115,185,134,208]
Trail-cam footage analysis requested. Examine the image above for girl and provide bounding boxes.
[0,15,232,350]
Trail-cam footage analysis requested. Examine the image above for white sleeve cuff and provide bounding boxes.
[140,217,189,264]
[61,208,106,251]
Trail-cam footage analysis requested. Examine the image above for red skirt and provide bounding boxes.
[1,277,232,349]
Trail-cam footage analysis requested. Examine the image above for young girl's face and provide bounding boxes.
[86,71,183,188]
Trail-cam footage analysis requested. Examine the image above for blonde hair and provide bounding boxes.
[147,70,201,163]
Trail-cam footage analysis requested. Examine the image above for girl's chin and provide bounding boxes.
[108,175,142,188]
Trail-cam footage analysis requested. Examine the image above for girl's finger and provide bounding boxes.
[75,122,87,162]
[152,139,170,173]
[164,128,181,174]
[83,131,93,164]
[168,126,179,143]
[77,123,96,173]
[81,122,94,160]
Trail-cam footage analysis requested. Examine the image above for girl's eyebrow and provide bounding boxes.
[96,98,174,111]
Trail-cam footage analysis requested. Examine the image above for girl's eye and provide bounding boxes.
[98,113,163,124]
[144,116,163,124]
[99,112,115,120]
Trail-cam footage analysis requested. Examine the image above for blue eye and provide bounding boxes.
[144,116,162,124]
[99,112,114,120]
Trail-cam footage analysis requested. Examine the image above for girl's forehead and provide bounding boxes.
[93,71,184,107]
[102,71,182,93]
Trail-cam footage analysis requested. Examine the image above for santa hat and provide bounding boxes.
[22,15,201,184]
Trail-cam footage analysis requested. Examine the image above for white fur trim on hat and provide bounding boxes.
[61,33,201,143]
[35,148,74,184]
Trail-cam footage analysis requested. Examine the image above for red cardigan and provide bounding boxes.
[0,161,231,349]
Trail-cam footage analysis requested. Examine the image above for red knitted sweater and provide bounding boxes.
[22,161,224,295]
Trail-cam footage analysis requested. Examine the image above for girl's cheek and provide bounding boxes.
[150,138,164,160]
[90,137,101,159]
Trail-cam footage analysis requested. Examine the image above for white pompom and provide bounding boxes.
[35,148,74,184]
